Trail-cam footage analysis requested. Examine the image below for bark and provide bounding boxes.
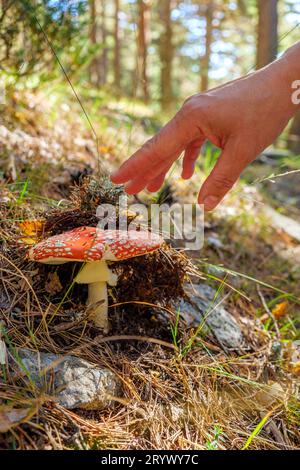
[113,0,121,90]
[136,0,150,101]
[89,0,98,85]
[89,0,108,87]
[159,0,173,109]
[200,1,214,92]
[99,0,108,86]
[256,0,278,69]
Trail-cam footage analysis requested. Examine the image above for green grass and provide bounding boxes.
[242,408,278,450]
[170,307,180,349]
[205,425,225,450]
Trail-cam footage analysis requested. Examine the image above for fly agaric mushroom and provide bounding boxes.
[28,227,163,331]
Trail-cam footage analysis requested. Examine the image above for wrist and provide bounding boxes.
[255,42,300,120]
[280,42,300,79]
[273,42,300,116]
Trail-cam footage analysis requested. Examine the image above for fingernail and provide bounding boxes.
[203,196,219,211]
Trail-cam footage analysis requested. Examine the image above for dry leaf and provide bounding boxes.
[255,382,284,407]
[290,342,300,374]
[45,272,63,295]
[19,237,38,246]
[99,145,110,153]
[19,219,44,237]
[271,301,289,319]
[291,362,300,375]
[19,219,45,246]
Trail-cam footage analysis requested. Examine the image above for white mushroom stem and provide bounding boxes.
[75,260,118,331]
[87,281,108,330]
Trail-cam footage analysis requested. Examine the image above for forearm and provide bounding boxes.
[261,41,300,117]
[280,41,300,79]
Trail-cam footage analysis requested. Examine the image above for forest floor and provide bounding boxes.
[0,88,299,450]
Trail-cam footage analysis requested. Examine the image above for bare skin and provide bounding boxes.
[111,42,300,211]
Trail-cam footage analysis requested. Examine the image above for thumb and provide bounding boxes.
[198,140,253,211]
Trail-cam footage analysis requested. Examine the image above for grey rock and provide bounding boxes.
[176,283,243,350]
[264,206,300,242]
[257,148,292,166]
[13,348,121,410]
[207,235,225,250]
[167,403,185,423]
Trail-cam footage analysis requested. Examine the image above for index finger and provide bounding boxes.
[110,110,197,185]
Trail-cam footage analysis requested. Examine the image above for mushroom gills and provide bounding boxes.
[75,260,118,285]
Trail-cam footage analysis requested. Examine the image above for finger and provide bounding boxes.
[146,164,172,193]
[124,176,149,195]
[122,149,182,195]
[146,173,167,193]
[198,139,253,211]
[111,110,197,185]
[123,157,172,194]
[181,138,205,179]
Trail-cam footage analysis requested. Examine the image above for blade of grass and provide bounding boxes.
[200,261,300,303]
[16,180,28,205]
[242,406,281,450]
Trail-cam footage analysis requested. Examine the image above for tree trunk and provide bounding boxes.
[200,1,214,92]
[256,0,278,69]
[113,0,121,91]
[288,111,300,154]
[136,0,150,101]
[89,0,108,87]
[99,0,108,86]
[159,0,173,110]
[89,0,98,85]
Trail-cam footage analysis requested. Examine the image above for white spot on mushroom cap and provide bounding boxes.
[29,227,163,263]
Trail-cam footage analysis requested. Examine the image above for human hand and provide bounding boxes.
[111,50,299,211]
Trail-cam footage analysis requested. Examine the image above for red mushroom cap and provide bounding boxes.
[28,227,163,263]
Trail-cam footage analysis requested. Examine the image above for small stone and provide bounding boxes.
[168,403,185,423]
[0,340,7,365]
[12,348,122,410]
[175,283,244,350]
[207,235,225,250]
[264,206,300,242]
